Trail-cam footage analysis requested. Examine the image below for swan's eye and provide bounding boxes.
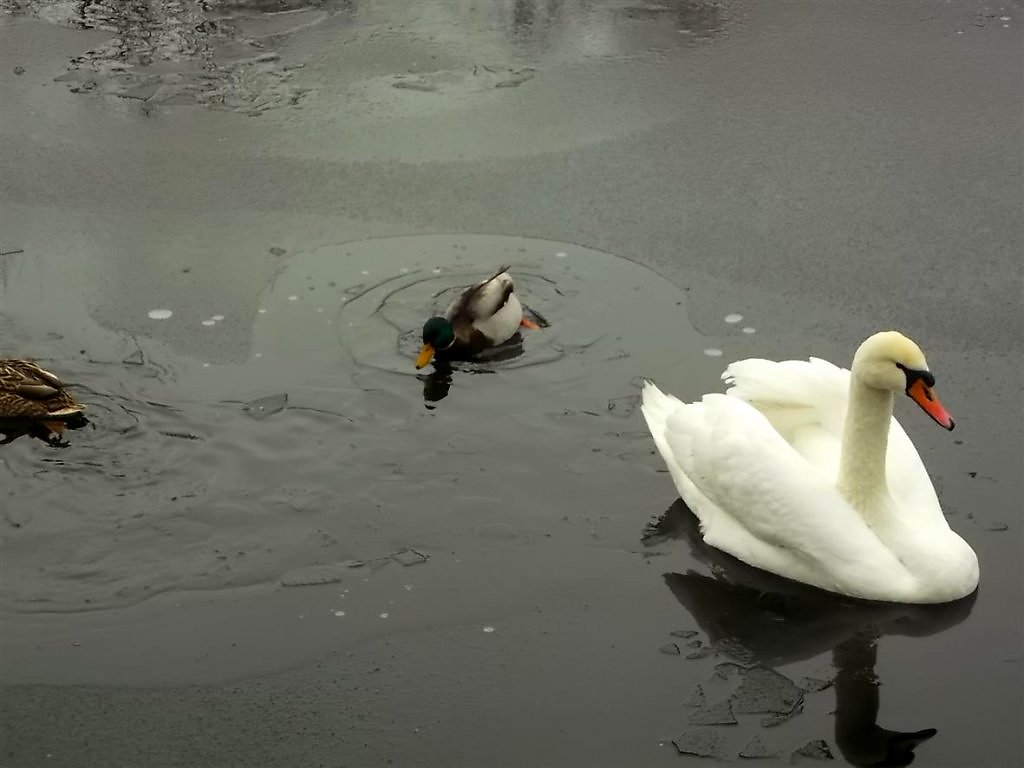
[895,362,935,388]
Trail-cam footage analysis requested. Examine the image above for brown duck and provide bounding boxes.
[0,359,89,447]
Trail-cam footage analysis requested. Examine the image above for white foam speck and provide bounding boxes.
[742,326,756,334]
[316,307,324,313]
[379,612,389,619]
[147,309,172,320]
[1003,23,1010,27]
[555,251,567,258]
[400,268,409,274]
[254,352,263,358]
[482,625,495,633]
[432,268,441,274]
[211,314,225,322]
[288,295,298,301]
[404,584,414,591]
[956,29,963,33]
[258,308,267,314]
[361,270,370,276]
[703,348,724,357]
[201,319,216,327]
[724,313,743,324]
[202,362,211,368]
[1000,16,1010,21]
[341,297,348,302]
[333,610,345,617]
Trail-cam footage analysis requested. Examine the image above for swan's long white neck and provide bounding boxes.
[837,376,893,514]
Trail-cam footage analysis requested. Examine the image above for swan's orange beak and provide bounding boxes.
[520,317,541,330]
[415,344,435,369]
[907,378,954,430]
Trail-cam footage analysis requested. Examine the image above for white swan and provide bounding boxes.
[641,331,979,604]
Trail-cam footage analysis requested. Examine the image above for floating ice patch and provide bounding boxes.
[147,309,173,320]
[742,327,756,334]
[724,313,743,324]
[703,348,723,357]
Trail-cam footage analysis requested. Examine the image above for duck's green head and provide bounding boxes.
[416,317,455,369]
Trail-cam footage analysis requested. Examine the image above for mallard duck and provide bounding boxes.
[641,331,979,604]
[415,265,540,369]
[0,359,90,447]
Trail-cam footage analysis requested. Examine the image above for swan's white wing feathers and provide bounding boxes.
[724,357,942,524]
[642,382,916,599]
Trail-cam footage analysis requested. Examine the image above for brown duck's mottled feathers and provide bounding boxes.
[0,360,87,421]
[448,265,514,323]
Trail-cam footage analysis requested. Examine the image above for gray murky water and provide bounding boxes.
[1,2,1021,767]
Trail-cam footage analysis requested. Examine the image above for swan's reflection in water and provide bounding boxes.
[647,501,976,766]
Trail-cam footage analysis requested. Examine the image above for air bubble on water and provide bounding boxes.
[147,309,173,320]
[704,348,724,357]
[724,313,743,323]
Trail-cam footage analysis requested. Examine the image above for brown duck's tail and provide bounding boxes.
[486,264,512,281]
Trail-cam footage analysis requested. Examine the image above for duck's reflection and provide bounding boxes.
[417,333,526,408]
[647,501,976,766]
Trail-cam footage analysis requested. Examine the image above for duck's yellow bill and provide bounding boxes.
[415,344,435,369]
